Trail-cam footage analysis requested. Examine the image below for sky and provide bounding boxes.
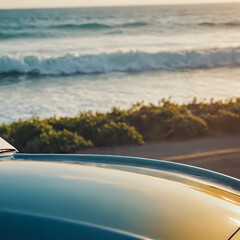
[1,0,240,9]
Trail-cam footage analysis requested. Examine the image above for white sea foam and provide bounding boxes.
[1,48,240,76]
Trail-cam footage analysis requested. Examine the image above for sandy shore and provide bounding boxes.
[78,135,240,179]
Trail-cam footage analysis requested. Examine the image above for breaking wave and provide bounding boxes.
[1,48,240,76]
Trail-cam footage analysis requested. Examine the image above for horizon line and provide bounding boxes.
[0,1,239,11]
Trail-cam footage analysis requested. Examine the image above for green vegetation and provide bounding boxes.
[1,98,240,153]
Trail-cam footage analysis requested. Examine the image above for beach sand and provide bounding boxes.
[78,135,240,179]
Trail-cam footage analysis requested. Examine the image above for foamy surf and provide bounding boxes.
[1,48,240,76]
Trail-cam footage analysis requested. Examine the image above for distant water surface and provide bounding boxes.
[1,4,240,123]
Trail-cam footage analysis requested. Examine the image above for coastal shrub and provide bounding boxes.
[1,98,240,153]
[169,114,207,139]
[94,122,144,147]
[106,107,130,123]
[75,113,109,142]
[3,118,42,151]
[202,110,240,135]
[127,100,190,141]
[188,98,240,116]
[28,125,93,153]
[47,112,110,142]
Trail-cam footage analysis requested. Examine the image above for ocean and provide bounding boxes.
[1,3,240,123]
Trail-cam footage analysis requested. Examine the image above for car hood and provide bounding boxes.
[0,155,239,240]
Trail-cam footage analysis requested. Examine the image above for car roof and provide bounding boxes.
[0,154,240,240]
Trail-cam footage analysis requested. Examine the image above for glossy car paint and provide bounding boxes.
[0,154,239,240]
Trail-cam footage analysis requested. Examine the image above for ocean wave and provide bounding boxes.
[49,21,148,30]
[1,48,240,76]
[0,21,147,40]
[49,23,112,30]
[199,21,240,27]
[120,22,148,28]
[0,31,50,40]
